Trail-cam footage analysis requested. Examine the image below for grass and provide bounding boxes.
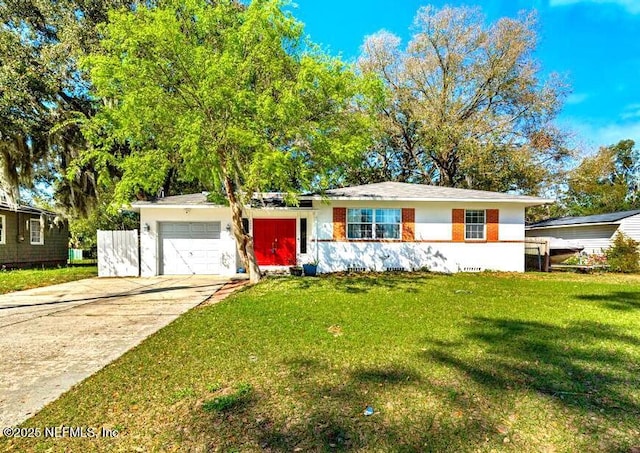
[3,272,640,452]
[0,266,97,295]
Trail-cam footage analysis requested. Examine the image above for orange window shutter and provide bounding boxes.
[333,207,346,241]
[402,208,415,241]
[452,209,464,242]
[487,209,499,242]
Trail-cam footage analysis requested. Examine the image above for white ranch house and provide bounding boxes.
[526,209,640,255]
[131,182,551,276]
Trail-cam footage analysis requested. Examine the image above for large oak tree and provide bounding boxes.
[0,0,136,209]
[0,0,204,216]
[84,0,372,282]
[354,6,570,193]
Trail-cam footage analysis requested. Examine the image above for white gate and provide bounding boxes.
[97,230,139,277]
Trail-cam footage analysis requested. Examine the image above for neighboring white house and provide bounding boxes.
[526,209,640,255]
[131,182,551,276]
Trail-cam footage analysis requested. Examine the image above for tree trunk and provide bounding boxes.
[223,174,261,284]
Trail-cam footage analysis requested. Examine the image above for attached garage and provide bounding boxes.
[159,222,222,275]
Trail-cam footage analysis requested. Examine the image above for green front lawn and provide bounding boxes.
[4,273,640,452]
[0,266,97,294]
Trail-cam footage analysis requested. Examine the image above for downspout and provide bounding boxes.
[15,211,20,266]
[296,210,300,265]
[314,211,319,266]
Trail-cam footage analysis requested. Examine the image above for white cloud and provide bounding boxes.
[560,118,640,150]
[548,0,640,14]
[566,93,590,105]
[621,103,640,120]
[592,122,640,147]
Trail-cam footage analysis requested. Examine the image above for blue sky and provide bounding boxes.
[289,0,640,154]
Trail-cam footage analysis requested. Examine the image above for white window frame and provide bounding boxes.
[465,209,486,240]
[347,208,401,240]
[29,218,44,245]
[0,214,5,244]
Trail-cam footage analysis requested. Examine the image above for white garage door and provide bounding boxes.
[159,222,221,275]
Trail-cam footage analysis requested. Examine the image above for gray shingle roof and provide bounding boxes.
[0,201,57,216]
[319,182,550,204]
[527,209,640,229]
[132,182,551,208]
[132,193,214,206]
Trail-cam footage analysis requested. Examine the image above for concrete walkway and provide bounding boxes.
[0,275,242,428]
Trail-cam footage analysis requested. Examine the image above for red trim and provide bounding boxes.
[333,207,346,241]
[402,208,415,241]
[452,209,465,242]
[487,209,499,242]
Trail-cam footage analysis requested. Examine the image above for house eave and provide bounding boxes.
[302,195,552,206]
[247,207,317,212]
[526,221,620,230]
[0,205,58,216]
[131,204,317,212]
[130,203,228,212]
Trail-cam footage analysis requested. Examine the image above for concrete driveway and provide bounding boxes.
[0,275,231,428]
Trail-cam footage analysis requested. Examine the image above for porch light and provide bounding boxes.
[225,223,231,231]
[143,223,150,232]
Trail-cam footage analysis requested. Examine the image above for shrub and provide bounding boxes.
[605,232,640,273]
[568,252,608,267]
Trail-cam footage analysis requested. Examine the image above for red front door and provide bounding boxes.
[253,219,296,266]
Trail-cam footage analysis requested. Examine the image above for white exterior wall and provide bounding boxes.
[315,241,524,273]
[619,214,640,242]
[139,206,237,276]
[312,200,526,273]
[139,201,529,275]
[526,225,619,255]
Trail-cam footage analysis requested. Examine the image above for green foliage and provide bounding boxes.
[208,382,223,392]
[169,387,196,403]
[525,202,569,224]
[1,0,202,214]
[82,0,375,281]
[605,232,640,273]
[206,192,230,206]
[0,0,136,210]
[0,26,55,202]
[563,253,607,267]
[202,383,253,413]
[563,140,640,216]
[83,0,372,208]
[69,208,139,251]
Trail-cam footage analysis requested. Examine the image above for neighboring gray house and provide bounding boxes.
[526,210,640,255]
[0,202,69,269]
